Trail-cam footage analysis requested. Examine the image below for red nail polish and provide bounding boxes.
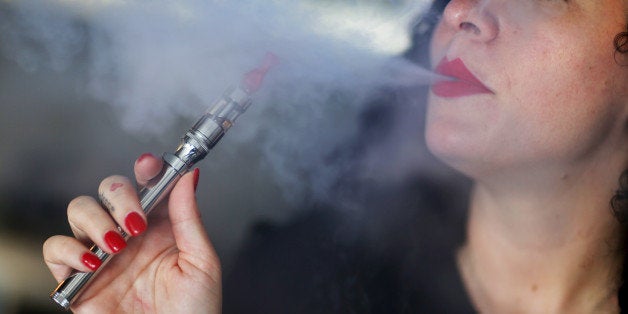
[193,168,200,191]
[136,153,153,164]
[125,211,147,236]
[104,231,127,253]
[81,252,102,271]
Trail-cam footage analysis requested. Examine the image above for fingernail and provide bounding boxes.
[136,153,154,164]
[104,230,127,253]
[193,168,200,192]
[125,211,147,236]
[81,252,102,271]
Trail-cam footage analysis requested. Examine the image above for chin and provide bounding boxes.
[425,123,496,179]
[426,116,476,156]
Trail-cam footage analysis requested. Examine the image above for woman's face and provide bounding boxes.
[426,0,628,178]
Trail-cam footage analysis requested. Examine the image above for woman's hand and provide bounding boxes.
[43,153,221,313]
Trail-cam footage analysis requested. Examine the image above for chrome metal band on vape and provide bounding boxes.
[50,86,253,310]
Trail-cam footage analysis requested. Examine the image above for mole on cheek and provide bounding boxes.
[110,183,124,192]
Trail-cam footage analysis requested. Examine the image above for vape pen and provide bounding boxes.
[50,53,277,310]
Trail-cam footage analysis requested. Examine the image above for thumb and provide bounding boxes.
[168,168,219,271]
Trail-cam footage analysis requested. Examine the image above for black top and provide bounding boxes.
[223,177,476,314]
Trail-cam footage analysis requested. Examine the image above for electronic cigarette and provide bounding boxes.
[50,53,278,310]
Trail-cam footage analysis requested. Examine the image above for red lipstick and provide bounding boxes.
[431,57,492,98]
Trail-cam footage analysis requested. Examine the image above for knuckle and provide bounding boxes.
[43,235,71,259]
[42,236,58,254]
[67,196,97,216]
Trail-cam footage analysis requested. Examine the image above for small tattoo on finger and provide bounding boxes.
[110,183,124,192]
[99,192,115,212]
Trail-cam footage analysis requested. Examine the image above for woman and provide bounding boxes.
[427,0,628,312]
[43,0,628,312]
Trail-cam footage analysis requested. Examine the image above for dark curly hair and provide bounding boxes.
[612,23,628,302]
[612,170,628,223]
[613,169,628,310]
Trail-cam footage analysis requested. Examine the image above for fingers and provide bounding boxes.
[98,175,147,237]
[43,235,103,282]
[134,153,163,187]
[168,169,220,275]
[45,153,161,285]
[67,195,127,254]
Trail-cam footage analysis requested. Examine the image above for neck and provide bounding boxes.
[459,160,626,313]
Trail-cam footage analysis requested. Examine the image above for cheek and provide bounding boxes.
[504,55,622,159]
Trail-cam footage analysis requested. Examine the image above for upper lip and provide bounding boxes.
[434,57,492,92]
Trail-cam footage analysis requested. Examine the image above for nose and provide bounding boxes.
[441,0,498,43]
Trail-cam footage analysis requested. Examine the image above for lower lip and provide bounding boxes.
[431,80,492,98]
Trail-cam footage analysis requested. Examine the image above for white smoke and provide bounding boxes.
[0,0,436,204]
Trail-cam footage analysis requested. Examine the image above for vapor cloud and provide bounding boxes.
[0,0,435,204]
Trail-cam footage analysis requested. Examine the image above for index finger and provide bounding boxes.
[134,153,164,187]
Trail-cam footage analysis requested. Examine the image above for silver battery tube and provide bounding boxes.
[50,86,252,310]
